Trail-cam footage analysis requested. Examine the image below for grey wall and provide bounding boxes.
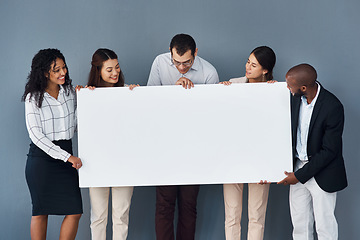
[0,0,359,239]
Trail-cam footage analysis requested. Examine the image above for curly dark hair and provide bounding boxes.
[22,48,73,108]
[87,48,125,87]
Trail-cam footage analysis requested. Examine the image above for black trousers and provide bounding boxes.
[155,185,200,240]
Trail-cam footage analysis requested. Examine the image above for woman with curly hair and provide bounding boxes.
[22,48,82,240]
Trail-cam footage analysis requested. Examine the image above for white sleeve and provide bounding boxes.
[147,56,162,86]
[25,96,71,162]
[205,68,219,84]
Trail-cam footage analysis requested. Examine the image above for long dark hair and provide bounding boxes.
[251,46,276,81]
[22,48,73,107]
[87,48,125,87]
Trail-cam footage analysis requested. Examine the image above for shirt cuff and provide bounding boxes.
[62,152,72,162]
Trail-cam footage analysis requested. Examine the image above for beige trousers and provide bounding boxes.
[223,183,270,240]
[89,186,134,240]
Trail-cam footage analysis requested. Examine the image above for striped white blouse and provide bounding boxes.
[25,86,76,162]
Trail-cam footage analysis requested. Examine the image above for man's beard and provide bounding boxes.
[293,89,304,97]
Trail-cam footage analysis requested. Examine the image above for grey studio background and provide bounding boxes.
[0,0,359,239]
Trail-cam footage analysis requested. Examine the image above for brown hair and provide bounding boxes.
[87,48,125,87]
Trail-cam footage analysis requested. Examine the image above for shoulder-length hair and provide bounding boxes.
[22,48,73,108]
[87,48,125,87]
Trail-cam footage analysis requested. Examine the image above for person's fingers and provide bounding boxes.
[277,178,286,185]
[187,81,191,89]
[76,162,81,169]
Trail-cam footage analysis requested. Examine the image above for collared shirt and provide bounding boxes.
[296,83,321,161]
[25,86,76,162]
[147,52,219,86]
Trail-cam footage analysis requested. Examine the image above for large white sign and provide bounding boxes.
[77,83,292,187]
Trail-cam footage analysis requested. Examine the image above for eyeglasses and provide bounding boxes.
[172,58,193,67]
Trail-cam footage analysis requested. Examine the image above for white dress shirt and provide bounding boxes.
[296,83,321,161]
[147,52,219,86]
[25,86,76,162]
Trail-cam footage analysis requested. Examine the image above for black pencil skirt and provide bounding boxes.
[25,140,83,216]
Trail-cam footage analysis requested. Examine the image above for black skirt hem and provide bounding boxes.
[26,140,83,216]
[32,210,83,216]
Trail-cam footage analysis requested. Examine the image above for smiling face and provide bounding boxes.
[245,53,268,82]
[171,48,197,74]
[100,59,121,86]
[47,58,67,88]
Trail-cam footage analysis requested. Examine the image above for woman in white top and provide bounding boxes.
[220,46,276,240]
[22,48,83,240]
[85,48,138,240]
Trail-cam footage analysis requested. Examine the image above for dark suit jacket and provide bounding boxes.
[291,83,347,193]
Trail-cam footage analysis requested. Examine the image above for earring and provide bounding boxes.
[262,74,265,82]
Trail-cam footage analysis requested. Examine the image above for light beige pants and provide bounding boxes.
[223,183,270,240]
[89,186,134,240]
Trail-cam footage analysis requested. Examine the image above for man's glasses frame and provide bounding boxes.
[171,58,193,67]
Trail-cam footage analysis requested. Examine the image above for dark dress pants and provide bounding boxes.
[155,185,200,240]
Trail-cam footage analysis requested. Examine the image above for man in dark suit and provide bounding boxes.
[278,63,347,239]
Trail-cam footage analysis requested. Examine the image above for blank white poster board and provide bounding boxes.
[77,83,292,187]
